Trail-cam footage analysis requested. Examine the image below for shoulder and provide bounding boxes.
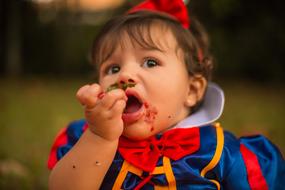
[217,124,285,189]
[198,123,241,177]
[47,119,87,170]
[65,119,88,142]
[238,134,285,189]
[198,123,240,159]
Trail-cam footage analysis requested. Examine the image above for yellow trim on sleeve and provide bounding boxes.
[200,123,224,190]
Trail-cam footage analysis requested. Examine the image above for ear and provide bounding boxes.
[184,75,207,108]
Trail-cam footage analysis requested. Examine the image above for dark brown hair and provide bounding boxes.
[91,11,213,81]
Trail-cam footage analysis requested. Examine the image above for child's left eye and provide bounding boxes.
[142,58,159,68]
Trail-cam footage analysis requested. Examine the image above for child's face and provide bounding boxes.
[98,26,204,140]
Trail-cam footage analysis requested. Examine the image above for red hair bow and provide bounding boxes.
[128,0,190,29]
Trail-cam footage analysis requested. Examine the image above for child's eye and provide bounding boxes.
[142,58,159,68]
[106,65,120,75]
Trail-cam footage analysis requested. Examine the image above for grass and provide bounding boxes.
[0,77,284,189]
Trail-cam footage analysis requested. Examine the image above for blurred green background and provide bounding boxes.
[0,0,284,189]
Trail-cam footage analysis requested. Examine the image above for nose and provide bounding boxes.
[118,69,137,85]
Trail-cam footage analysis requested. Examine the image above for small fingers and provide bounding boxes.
[100,89,127,110]
[111,99,127,115]
[76,84,102,108]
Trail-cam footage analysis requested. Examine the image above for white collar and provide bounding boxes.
[174,82,225,129]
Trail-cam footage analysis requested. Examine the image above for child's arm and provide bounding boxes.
[48,129,118,189]
[49,84,127,190]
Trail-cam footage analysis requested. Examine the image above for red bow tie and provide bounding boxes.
[118,127,200,172]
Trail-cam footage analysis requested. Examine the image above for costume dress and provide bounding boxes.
[48,83,285,190]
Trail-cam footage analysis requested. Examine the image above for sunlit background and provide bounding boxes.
[0,0,284,189]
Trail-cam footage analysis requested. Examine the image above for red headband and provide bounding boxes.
[128,0,190,29]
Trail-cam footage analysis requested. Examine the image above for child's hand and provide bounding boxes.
[76,84,127,141]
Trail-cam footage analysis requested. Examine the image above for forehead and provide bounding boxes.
[96,21,180,65]
[123,23,178,51]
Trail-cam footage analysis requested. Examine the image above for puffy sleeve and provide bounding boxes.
[224,134,285,190]
[47,119,87,170]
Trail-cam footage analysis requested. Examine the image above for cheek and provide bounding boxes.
[152,84,188,107]
[99,77,115,89]
[149,85,189,124]
[98,77,105,86]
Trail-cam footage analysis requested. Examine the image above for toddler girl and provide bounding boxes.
[48,0,285,189]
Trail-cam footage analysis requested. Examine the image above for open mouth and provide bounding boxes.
[122,90,145,124]
[124,95,143,114]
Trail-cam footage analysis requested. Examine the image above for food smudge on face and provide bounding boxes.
[106,82,136,92]
[144,102,149,109]
[100,82,136,99]
[143,102,158,132]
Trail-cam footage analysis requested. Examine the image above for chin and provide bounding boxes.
[122,122,155,140]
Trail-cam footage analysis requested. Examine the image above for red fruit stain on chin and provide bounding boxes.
[144,102,149,109]
[143,102,158,132]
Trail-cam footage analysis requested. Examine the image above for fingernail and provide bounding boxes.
[98,92,105,99]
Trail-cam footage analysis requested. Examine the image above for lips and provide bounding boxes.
[122,90,144,124]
